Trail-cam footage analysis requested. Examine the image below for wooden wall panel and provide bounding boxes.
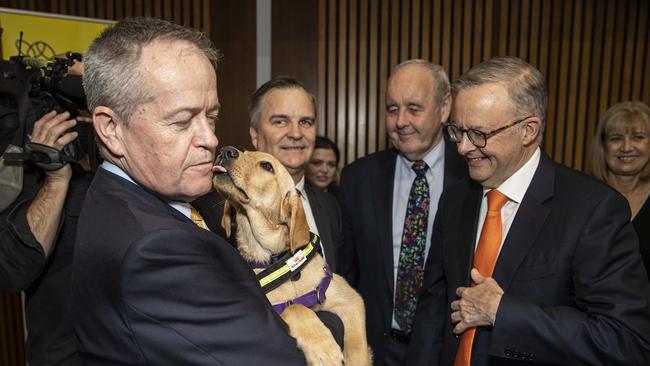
[272,0,319,95]
[319,0,650,170]
[211,0,257,150]
[0,0,210,33]
[0,292,23,366]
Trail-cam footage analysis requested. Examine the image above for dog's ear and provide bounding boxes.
[281,190,311,253]
[220,200,235,239]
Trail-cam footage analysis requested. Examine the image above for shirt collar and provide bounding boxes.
[101,160,136,185]
[295,175,306,196]
[486,147,541,203]
[100,160,192,218]
[397,139,445,171]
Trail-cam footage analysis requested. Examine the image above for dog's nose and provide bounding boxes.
[218,146,239,161]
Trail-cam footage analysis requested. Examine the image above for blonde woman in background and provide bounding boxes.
[588,100,650,279]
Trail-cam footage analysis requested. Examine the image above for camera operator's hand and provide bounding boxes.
[66,60,84,76]
[30,110,79,181]
[26,110,87,255]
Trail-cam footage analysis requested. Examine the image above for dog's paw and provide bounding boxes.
[302,344,343,366]
[300,335,343,366]
[281,304,344,366]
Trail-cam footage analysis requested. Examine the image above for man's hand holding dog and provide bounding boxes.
[451,268,504,334]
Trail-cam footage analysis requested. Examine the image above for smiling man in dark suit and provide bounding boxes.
[247,76,344,272]
[408,56,650,366]
[72,18,306,365]
[338,60,468,365]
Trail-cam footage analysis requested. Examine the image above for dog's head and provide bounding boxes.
[213,147,311,254]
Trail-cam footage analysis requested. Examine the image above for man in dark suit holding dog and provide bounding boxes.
[72,18,306,365]
[338,60,468,365]
[408,56,650,365]
[247,76,344,273]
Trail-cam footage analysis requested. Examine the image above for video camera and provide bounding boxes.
[0,51,92,171]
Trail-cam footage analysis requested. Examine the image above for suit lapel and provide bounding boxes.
[492,153,554,291]
[443,138,468,189]
[373,150,398,292]
[304,184,335,265]
[305,184,327,232]
[453,182,483,287]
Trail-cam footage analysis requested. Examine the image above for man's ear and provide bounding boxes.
[439,93,452,122]
[522,117,541,145]
[280,190,310,253]
[220,200,235,239]
[93,106,125,157]
[249,127,259,150]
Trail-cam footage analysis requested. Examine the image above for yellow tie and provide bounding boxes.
[454,189,508,366]
[190,207,210,231]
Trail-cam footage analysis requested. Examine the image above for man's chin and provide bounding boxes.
[178,188,212,203]
[276,157,307,172]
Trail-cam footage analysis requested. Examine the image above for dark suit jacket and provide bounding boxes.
[338,140,468,364]
[409,152,650,366]
[305,181,344,272]
[72,168,306,365]
[632,197,650,281]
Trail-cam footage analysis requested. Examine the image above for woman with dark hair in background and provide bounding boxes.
[588,100,650,279]
[306,135,341,195]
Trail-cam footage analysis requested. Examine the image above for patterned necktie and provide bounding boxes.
[190,207,210,231]
[394,160,429,333]
[454,189,509,366]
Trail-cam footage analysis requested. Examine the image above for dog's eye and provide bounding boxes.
[260,161,275,173]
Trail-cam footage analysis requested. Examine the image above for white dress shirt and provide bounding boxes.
[295,176,326,262]
[474,147,541,255]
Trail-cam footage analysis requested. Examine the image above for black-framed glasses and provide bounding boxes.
[443,116,533,148]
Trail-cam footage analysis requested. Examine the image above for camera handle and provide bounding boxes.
[3,142,74,171]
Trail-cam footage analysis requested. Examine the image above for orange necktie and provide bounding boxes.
[190,207,210,231]
[454,189,509,366]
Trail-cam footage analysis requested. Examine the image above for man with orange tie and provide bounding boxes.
[408,56,650,366]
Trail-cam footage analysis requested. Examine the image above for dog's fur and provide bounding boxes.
[213,148,371,366]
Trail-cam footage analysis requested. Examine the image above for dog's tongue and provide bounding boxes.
[213,165,227,173]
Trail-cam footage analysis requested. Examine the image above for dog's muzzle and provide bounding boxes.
[217,146,239,165]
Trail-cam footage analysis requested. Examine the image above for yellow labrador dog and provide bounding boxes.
[213,147,371,366]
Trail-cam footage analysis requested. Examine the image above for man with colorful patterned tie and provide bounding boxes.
[408,56,650,366]
[338,59,468,365]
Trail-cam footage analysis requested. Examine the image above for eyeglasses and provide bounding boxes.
[443,116,533,148]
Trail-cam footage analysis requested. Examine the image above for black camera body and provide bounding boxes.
[0,52,91,170]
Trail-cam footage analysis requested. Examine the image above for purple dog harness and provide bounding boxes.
[272,265,333,314]
[248,233,333,315]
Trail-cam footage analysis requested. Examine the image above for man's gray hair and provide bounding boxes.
[389,59,450,112]
[452,56,548,139]
[248,76,316,129]
[83,17,221,125]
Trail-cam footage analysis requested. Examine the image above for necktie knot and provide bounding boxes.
[190,207,210,231]
[487,189,508,212]
[411,160,428,176]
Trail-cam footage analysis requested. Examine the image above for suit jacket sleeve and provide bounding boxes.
[0,197,48,292]
[407,192,447,366]
[337,169,359,287]
[329,195,345,274]
[120,228,306,366]
[491,192,650,366]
